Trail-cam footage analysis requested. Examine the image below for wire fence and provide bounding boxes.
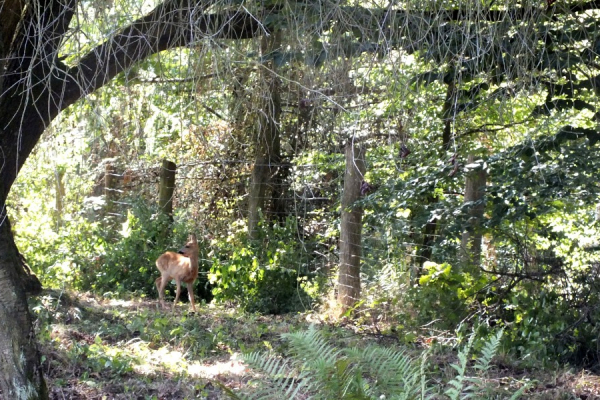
[5,0,600,310]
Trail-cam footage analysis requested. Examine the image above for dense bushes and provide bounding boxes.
[16,196,315,313]
[209,216,316,314]
[16,199,211,301]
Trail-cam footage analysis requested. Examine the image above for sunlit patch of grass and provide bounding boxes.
[30,289,600,399]
[31,289,305,398]
[187,354,247,378]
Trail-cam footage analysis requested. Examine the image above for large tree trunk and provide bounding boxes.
[0,213,46,399]
[0,1,261,397]
[337,144,366,314]
[418,79,456,269]
[248,156,271,239]
[248,32,282,240]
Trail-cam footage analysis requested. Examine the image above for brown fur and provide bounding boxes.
[155,234,199,312]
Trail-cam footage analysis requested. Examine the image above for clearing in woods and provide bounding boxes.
[33,290,600,399]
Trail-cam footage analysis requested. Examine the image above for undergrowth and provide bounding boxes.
[29,290,594,400]
[223,326,528,399]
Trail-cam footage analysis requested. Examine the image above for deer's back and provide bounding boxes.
[156,251,197,283]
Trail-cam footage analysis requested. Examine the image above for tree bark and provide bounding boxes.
[0,213,46,399]
[158,159,177,220]
[460,155,487,271]
[0,2,261,397]
[337,143,366,314]
[248,32,282,240]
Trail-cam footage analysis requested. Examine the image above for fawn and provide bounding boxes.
[155,234,199,312]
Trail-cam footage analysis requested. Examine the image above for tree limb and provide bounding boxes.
[58,0,263,115]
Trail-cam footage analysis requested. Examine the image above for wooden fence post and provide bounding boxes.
[158,159,177,220]
[337,143,366,314]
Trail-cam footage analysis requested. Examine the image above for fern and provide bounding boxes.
[283,326,347,397]
[420,349,433,400]
[223,326,526,400]
[443,328,524,400]
[241,351,311,399]
[473,328,503,374]
[231,325,429,400]
[351,344,422,399]
[445,332,476,400]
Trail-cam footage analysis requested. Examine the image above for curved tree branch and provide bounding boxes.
[0,0,263,202]
[59,1,263,116]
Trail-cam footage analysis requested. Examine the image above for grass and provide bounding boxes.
[29,289,600,399]
[33,289,303,399]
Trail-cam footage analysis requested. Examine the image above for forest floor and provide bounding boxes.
[32,289,600,400]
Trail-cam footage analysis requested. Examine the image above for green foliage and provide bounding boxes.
[78,200,175,295]
[445,333,476,400]
[445,329,522,400]
[407,261,490,329]
[6,0,600,378]
[16,196,208,301]
[31,291,535,399]
[29,290,311,398]
[79,200,207,298]
[209,216,314,314]
[357,130,600,365]
[75,335,138,376]
[237,325,430,400]
[234,326,525,400]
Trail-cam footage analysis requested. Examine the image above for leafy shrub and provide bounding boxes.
[19,197,210,300]
[77,199,207,298]
[223,325,525,400]
[209,216,313,314]
[404,261,490,330]
[234,325,429,400]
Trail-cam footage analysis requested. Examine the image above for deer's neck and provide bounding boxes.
[190,252,199,272]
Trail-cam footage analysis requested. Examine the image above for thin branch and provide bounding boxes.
[459,119,535,138]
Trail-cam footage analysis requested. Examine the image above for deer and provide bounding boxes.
[155,233,199,313]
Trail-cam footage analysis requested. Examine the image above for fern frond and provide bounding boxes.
[420,349,433,400]
[283,325,342,370]
[474,328,503,373]
[444,332,475,400]
[282,326,363,399]
[356,344,422,399]
[242,351,313,399]
[244,351,289,380]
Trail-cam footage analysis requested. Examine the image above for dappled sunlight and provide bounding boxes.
[187,354,247,378]
[33,290,298,397]
[107,298,143,308]
[4,3,600,397]
[123,339,247,379]
[30,286,600,399]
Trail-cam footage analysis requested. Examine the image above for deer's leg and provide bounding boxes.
[173,279,182,311]
[186,282,196,313]
[155,277,164,307]
[157,276,169,309]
